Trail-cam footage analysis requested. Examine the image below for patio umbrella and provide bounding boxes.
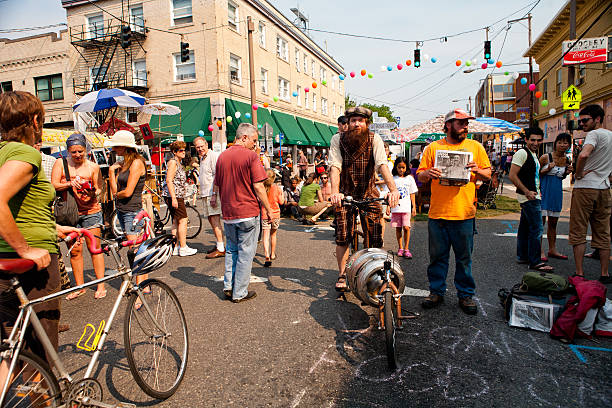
[138,103,181,132]
[73,88,146,112]
[474,117,522,132]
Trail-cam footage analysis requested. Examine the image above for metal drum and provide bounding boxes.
[345,248,405,306]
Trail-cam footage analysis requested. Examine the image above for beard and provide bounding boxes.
[344,125,369,150]
[449,126,468,141]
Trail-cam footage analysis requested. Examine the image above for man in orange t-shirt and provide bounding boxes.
[416,109,491,315]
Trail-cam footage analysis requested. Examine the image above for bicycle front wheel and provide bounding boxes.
[383,291,398,370]
[185,205,202,239]
[0,346,61,407]
[111,210,124,238]
[124,279,189,399]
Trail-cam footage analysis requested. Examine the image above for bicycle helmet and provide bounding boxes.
[127,234,175,275]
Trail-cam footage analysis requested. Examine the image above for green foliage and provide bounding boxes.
[344,94,395,123]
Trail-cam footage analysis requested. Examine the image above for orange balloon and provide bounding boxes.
[360,69,366,76]
[535,91,542,98]
[263,102,269,107]
[496,61,503,68]
[455,60,462,66]
[312,82,318,88]
[216,120,223,128]
[405,60,412,66]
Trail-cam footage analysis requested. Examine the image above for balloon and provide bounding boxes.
[520,77,528,85]
[496,61,503,68]
[455,60,462,66]
[245,113,251,119]
[431,57,437,63]
[380,65,387,72]
[512,72,519,79]
[504,71,509,75]
[216,120,223,128]
[549,108,556,115]
[368,73,373,78]
[208,125,214,132]
[488,59,494,64]
[198,130,204,137]
[305,87,310,92]
[312,82,317,88]
[292,91,298,97]
[472,59,477,64]
[252,104,258,110]
[405,59,412,66]
[235,111,241,118]
[350,71,355,78]
[360,69,366,76]
[397,64,403,70]
[273,96,279,102]
[465,60,472,66]
[528,84,536,91]
[387,65,393,71]
[541,99,549,107]
[226,116,232,123]
[481,63,488,69]
[263,102,269,108]
[423,54,430,60]
[339,74,345,80]
[574,112,579,118]
[322,80,327,85]
[258,124,262,129]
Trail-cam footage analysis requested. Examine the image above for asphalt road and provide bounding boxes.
[57,197,611,407]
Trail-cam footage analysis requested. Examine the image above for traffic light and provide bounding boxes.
[120,25,131,48]
[484,40,491,60]
[180,42,190,63]
[414,49,421,68]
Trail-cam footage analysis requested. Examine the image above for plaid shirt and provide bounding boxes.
[40,152,56,181]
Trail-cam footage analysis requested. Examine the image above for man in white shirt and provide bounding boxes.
[194,137,225,259]
[570,104,611,283]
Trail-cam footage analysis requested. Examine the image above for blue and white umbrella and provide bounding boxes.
[73,88,146,112]
[474,117,522,132]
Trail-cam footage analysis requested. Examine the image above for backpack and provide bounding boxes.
[520,271,570,295]
[498,284,571,322]
[54,157,79,226]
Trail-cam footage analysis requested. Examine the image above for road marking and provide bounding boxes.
[211,275,269,283]
[568,344,612,364]
[494,232,591,241]
[290,389,307,408]
[303,226,335,232]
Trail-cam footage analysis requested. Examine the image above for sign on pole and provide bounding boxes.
[368,122,397,131]
[394,116,401,127]
[562,37,609,65]
[562,85,582,110]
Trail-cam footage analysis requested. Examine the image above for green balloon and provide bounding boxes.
[226,116,232,123]
[273,96,279,102]
[504,71,509,75]
[368,73,373,78]
[466,60,472,66]
[541,99,549,107]
[322,80,327,85]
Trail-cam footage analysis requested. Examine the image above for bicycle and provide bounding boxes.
[342,196,417,370]
[110,184,202,240]
[0,211,189,407]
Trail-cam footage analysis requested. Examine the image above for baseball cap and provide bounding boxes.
[444,109,474,122]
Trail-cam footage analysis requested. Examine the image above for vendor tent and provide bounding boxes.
[475,117,522,132]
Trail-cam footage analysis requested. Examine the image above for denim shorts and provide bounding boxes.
[117,209,144,235]
[77,211,103,229]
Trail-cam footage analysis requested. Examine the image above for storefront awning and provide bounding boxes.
[314,121,334,146]
[149,98,211,142]
[225,99,281,142]
[271,111,309,145]
[329,125,338,135]
[296,117,326,146]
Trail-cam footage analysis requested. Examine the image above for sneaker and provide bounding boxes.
[397,249,404,257]
[172,246,178,256]
[458,297,477,315]
[232,290,257,303]
[403,250,413,259]
[223,289,232,299]
[599,275,612,284]
[421,293,443,309]
[179,246,197,256]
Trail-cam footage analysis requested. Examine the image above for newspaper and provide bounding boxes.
[434,150,473,186]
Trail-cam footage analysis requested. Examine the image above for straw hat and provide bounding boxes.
[104,130,138,149]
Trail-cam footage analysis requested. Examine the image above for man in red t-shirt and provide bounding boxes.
[214,123,272,303]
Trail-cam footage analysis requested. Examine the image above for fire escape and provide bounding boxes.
[69,5,148,96]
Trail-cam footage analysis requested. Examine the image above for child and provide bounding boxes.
[390,157,418,258]
[262,169,284,267]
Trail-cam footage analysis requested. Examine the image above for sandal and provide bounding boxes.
[94,289,107,299]
[66,289,86,301]
[335,275,349,292]
[529,262,554,272]
[548,252,568,260]
[264,258,272,268]
[271,254,277,260]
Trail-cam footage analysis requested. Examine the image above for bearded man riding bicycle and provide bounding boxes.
[329,107,400,291]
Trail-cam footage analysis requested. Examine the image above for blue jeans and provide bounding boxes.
[427,218,476,299]
[517,199,543,267]
[223,216,260,300]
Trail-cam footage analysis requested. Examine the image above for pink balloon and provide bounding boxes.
[397,64,403,70]
[481,63,488,69]
[528,84,536,91]
[349,72,356,78]
[208,125,214,132]
[252,104,258,110]
[305,87,310,92]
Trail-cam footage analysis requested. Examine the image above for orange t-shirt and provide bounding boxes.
[261,184,283,219]
[416,138,490,220]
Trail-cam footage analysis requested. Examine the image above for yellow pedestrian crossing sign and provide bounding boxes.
[562,85,581,110]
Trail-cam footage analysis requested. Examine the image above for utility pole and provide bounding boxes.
[247,16,257,127]
[508,14,534,125]
[468,96,472,116]
[567,0,576,88]
[485,27,495,118]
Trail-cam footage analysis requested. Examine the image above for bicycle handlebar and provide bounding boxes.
[342,196,388,207]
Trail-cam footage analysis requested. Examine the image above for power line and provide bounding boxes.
[0,23,67,33]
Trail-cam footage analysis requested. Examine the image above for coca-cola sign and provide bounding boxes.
[562,37,609,65]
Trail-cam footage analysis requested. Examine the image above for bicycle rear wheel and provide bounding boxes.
[383,291,398,370]
[185,205,202,239]
[124,279,189,399]
[0,346,61,407]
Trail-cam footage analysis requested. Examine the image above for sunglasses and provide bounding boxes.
[578,118,592,124]
[176,149,186,152]
[321,177,328,180]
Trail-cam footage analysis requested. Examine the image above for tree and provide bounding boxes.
[345,94,395,123]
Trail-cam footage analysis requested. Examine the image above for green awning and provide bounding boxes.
[225,98,281,142]
[271,111,309,145]
[296,117,326,146]
[409,133,473,144]
[314,121,334,145]
[150,98,211,142]
[329,125,338,135]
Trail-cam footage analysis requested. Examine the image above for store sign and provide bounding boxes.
[562,37,609,65]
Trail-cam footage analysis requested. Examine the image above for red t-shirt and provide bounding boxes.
[215,145,267,220]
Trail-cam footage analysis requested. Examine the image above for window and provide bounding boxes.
[228,2,238,31]
[174,51,195,81]
[494,103,514,112]
[129,4,144,33]
[87,13,104,39]
[126,108,139,123]
[332,76,336,90]
[0,81,12,93]
[276,36,288,61]
[556,69,562,96]
[575,64,586,85]
[332,102,336,117]
[303,55,308,73]
[133,59,147,87]
[311,60,315,77]
[35,74,63,101]
[296,85,302,105]
[312,93,317,112]
[320,67,327,83]
[258,22,265,47]
[492,84,514,99]
[295,49,300,71]
[543,79,548,100]
[260,68,268,94]
[321,97,328,115]
[305,89,309,108]
[229,54,241,84]
[278,77,289,100]
[89,66,108,89]
[607,34,612,69]
[172,0,192,25]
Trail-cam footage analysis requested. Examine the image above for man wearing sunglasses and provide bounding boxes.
[570,104,611,284]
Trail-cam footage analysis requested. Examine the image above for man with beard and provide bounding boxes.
[329,107,400,291]
[417,109,491,315]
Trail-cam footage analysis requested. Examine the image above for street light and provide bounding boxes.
[463,68,477,73]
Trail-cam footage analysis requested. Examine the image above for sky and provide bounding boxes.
[0,0,566,126]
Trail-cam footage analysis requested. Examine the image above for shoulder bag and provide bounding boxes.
[54,157,79,226]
